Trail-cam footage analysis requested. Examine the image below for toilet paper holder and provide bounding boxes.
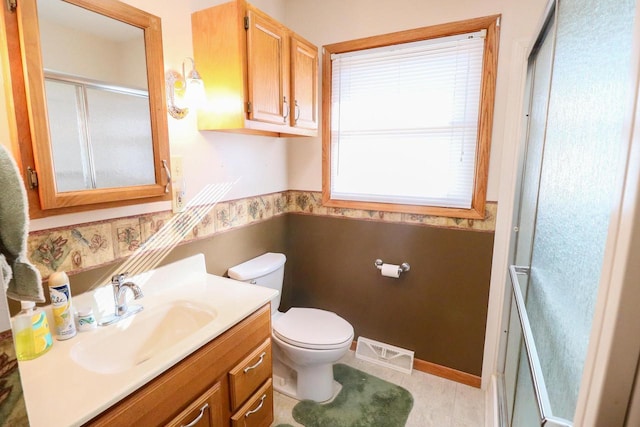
[374,259,410,275]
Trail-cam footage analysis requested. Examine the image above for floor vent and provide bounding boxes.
[355,336,414,374]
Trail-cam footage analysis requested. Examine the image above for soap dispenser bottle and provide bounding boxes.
[13,301,53,361]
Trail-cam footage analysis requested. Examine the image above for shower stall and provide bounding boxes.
[496,0,640,425]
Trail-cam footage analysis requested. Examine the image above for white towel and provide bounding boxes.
[0,144,44,302]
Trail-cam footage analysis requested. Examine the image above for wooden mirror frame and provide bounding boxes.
[0,0,171,218]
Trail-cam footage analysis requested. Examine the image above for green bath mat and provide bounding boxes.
[276,363,413,427]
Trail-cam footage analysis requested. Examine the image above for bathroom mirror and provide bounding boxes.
[14,0,170,214]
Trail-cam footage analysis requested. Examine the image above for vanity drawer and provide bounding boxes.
[231,379,273,427]
[165,383,223,427]
[229,338,272,410]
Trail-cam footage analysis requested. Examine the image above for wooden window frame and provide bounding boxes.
[321,15,500,219]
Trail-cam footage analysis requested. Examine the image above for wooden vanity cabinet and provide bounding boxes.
[192,0,318,137]
[84,304,273,427]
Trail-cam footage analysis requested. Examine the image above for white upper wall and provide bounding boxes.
[283,0,549,201]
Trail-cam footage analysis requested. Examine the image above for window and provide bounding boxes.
[322,16,500,219]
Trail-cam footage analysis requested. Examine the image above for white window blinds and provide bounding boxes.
[330,30,486,209]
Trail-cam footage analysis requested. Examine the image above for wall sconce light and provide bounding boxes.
[165,57,205,120]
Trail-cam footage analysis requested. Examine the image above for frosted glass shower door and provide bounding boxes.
[505,0,636,425]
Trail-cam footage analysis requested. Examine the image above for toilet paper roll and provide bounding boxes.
[381,263,401,278]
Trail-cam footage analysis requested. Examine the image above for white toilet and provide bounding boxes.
[228,252,354,402]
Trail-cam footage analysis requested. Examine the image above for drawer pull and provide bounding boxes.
[181,403,209,427]
[244,394,266,418]
[243,352,266,373]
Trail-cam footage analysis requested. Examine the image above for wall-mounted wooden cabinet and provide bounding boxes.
[192,0,318,137]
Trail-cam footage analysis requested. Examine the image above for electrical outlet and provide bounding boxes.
[170,156,185,213]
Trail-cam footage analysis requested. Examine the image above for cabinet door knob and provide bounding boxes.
[294,100,300,124]
[243,351,266,373]
[181,402,209,427]
[244,394,267,418]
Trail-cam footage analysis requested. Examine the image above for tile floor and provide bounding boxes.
[272,350,485,427]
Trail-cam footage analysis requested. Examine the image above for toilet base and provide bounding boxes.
[273,358,341,403]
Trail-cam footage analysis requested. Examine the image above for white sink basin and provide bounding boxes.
[70,300,217,374]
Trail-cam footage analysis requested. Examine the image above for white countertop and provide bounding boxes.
[17,254,277,427]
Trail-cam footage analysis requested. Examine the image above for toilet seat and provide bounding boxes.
[273,307,354,350]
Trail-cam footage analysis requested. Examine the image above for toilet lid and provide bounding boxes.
[273,308,354,350]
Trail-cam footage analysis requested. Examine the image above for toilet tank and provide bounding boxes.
[227,253,286,314]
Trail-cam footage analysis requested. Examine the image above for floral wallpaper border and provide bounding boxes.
[27,191,497,278]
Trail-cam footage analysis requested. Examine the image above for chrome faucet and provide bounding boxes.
[112,273,144,316]
[99,273,144,326]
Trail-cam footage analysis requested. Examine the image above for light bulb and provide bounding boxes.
[186,77,206,108]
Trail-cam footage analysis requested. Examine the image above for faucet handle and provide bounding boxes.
[111,272,129,285]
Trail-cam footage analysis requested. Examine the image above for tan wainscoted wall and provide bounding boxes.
[282,214,495,377]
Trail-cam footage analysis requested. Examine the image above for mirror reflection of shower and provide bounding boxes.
[89,181,235,291]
